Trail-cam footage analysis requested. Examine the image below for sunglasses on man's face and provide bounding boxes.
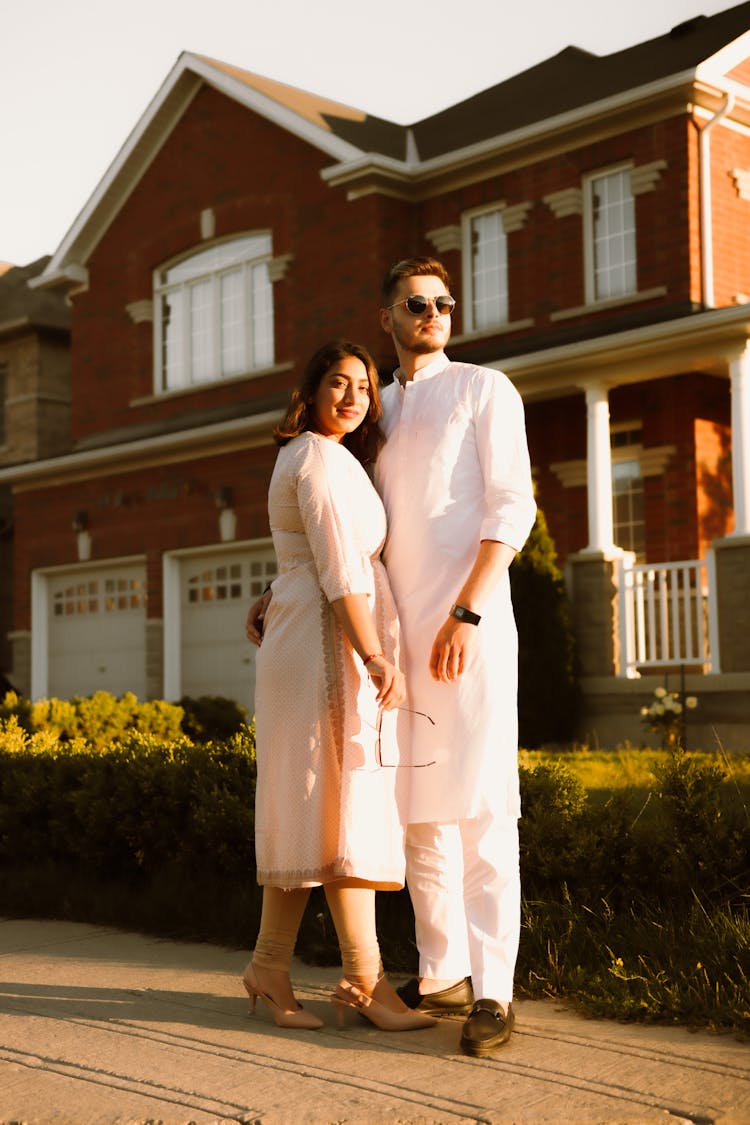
[386,294,456,317]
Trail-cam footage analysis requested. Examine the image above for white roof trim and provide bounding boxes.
[495,303,750,382]
[323,63,741,189]
[0,408,283,488]
[36,52,366,289]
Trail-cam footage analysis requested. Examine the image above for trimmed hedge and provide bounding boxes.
[0,708,746,1030]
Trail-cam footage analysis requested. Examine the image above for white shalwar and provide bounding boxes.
[375,352,536,1001]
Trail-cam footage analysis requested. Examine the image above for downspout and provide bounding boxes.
[699,91,734,308]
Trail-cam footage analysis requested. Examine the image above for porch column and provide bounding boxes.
[584,383,615,551]
[729,344,750,535]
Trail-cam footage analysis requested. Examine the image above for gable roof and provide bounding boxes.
[35,1,750,290]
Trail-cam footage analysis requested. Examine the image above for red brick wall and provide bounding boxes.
[12,442,278,629]
[69,86,419,442]
[526,372,731,568]
[419,115,695,336]
[708,123,750,307]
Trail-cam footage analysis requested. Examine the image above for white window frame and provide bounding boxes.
[611,421,645,561]
[153,233,274,394]
[583,164,636,304]
[461,203,509,333]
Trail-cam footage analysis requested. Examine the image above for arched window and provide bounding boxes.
[154,233,274,392]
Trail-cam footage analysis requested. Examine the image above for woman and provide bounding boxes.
[243,340,435,1033]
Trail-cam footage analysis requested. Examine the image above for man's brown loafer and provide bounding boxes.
[397,976,474,1015]
[460,999,514,1056]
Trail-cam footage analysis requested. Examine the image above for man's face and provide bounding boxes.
[380,274,453,358]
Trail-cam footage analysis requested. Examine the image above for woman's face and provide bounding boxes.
[310,355,371,441]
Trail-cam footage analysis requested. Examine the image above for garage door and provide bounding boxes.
[180,545,277,715]
[48,563,147,699]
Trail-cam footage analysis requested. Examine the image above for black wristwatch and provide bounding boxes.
[450,603,481,626]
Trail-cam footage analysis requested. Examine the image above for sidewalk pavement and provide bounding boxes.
[0,919,747,1125]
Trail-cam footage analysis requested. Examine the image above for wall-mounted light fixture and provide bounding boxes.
[215,486,236,542]
[72,510,91,561]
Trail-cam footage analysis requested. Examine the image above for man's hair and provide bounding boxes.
[274,338,385,465]
[380,256,452,306]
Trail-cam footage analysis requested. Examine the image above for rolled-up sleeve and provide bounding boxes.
[474,372,536,551]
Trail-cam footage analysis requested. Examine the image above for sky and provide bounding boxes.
[0,0,740,267]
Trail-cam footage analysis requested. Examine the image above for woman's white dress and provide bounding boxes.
[254,431,406,889]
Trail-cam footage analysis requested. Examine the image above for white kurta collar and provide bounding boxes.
[394,351,450,386]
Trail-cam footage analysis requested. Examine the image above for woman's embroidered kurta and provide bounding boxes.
[255,431,405,888]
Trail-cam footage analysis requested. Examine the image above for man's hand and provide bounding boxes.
[429,617,478,683]
[246,589,272,646]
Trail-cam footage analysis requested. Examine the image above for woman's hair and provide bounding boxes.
[273,339,385,465]
[380,256,452,306]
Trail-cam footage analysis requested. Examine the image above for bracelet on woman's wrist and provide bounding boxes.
[364,652,384,666]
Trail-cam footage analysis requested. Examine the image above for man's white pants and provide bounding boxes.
[405,809,520,1003]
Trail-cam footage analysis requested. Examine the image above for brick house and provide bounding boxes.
[3,1,750,747]
[0,258,70,685]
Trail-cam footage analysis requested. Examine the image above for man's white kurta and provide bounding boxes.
[375,353,536,824]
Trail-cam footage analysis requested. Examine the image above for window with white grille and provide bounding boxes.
[154,234,274,392]
[584,167,636,302]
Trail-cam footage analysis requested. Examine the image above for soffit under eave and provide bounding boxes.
[326,79,705,202]
[500,318,750,404]
[0,413,283,494]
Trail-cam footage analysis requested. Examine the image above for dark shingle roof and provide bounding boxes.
[319,2,750,162]
[0,257,71,335]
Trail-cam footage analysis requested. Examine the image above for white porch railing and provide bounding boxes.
[618,553,720,678]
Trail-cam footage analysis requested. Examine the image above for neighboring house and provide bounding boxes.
[0,258,71,685]
[2,1,749,747]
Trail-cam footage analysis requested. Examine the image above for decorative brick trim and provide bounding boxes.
[200,208,216,240]
[268,253,294,282]
[731,168,750,201]
[551,445,675,489]
[501,201,533,233]
[550,459,587,488]
[630,160,667,196]
[543,187,582,218]
[426,224,462,253]
[126,299,153,324]
[639,445,675,477]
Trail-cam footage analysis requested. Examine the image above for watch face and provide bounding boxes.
[455,606,465,618]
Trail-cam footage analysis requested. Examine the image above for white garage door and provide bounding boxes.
[48,564,147,699]
[180,546,277,715]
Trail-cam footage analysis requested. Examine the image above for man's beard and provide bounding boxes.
[392,320,445,356]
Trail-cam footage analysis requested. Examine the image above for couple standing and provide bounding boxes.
[244,256,536,1055]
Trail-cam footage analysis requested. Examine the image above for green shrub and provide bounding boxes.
[179,694,250,742]
[511,506,580,747]
[0,690,184,748]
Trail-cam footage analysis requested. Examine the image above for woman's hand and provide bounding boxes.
[365,656,406,711]
[246,589,272,645]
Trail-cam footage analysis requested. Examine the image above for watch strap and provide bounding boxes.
[450,603,481,625]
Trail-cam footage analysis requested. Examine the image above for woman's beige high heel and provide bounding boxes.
[331,979,437,1031]
[242,965,323,1030]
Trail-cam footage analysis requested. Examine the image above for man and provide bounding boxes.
[374,257,535,1056]
[248,256,535,1055]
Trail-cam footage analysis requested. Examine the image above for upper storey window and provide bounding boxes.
[462,205,508,332]
[154,234,274,392]
[584,167,636,303]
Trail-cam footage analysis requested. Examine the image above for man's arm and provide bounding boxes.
[429,540,517,683]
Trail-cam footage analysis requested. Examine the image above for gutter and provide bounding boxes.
[0,408,284,490]
[698,91,735,308]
